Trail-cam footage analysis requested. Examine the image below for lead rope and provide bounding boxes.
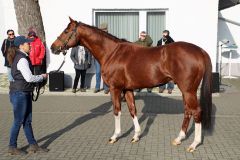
[32,84,42,102]
[55,53,66,72]
[32,53,66,101]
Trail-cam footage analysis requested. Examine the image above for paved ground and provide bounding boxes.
[0,73,240,160]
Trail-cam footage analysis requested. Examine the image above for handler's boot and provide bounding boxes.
[27,144,49,154]
[8,147,26,155]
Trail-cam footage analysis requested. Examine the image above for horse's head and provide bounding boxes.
[51,17,79,55]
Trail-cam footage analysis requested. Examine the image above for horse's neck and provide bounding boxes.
[78,25,119,65]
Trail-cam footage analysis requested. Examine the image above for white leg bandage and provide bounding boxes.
[189,123,202,151]
[111,112,121,140]
[175,130,186,143]
[132,116,141,139]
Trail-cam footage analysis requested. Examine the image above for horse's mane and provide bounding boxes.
[80,22,129,43]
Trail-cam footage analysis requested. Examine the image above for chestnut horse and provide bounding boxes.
[51,17,212,152]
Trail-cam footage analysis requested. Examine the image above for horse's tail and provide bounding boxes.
[200,52,212,129]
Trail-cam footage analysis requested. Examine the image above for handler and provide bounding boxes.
[7,36,48,155]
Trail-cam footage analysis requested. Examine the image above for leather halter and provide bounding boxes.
[56,23,79,55]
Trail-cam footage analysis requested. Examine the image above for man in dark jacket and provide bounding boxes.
[157,30,174,46]
[1,29,15,81]
[157,30,175,94]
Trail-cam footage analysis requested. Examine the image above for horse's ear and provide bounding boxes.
[69,17,75,22]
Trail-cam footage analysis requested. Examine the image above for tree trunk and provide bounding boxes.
[13,0,47,72]
[13,0,45,43]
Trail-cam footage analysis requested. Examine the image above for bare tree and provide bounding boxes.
[13,0,46,72]
[13,0,45,43]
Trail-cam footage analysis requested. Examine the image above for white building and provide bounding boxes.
[218,4,240,77]
[0,0,239,88]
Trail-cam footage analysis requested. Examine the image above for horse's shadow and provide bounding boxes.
[120,92,216,142]
[22,92,216,150]
[120,93,185,140]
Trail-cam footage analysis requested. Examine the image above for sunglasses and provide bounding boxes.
[8,33,14,36]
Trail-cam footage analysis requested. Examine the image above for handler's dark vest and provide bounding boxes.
[10,50,34,92]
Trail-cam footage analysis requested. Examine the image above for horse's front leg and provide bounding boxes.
[109,88,122,144]
[125,90,141,143]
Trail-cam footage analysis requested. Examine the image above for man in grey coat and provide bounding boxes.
[70,45,92,93]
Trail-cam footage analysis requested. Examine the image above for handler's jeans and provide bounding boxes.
[9,91,37,148]
[95,60,109,91]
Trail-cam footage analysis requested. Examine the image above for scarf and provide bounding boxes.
[77,46,85,64]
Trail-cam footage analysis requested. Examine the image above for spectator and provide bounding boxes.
[7,36,48,155]
[70,45,92,93]
[135,31,153,47]
[157,30,175,94]
[94,22,109,94]
[28,30,45,75]
[1,29,15,81]
[135,31,153,93]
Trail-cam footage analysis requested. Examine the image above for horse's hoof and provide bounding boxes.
[131,138,139,143]
[108,138,117,144]
[186,147,195,152]
[172,139,181,146]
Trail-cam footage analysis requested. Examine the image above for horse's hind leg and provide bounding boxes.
[172,110,191,146]
[125,90,141,143]
[172,94,193,145]
[173,92,202,152]
[109,88,122,144]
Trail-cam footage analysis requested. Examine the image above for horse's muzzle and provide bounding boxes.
[50,45,61,55]
[51,46,67,55]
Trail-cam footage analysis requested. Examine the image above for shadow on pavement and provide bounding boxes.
[20,91,216,150]
[120,92,216,143]
[220,77,240,93]
[120,93,185,140]
[21,100,113,150]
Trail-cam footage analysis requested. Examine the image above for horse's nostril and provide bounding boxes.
[50,45,54,51]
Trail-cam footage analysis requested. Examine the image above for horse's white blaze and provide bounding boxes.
[132,116,141,139]
[110,112,121,140]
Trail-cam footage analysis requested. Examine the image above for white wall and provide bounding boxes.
[0,0,220,87]
[39,0,219,73]
[218,5,240,76]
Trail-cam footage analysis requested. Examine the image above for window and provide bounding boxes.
[94,9,166,45]
[147,12,166,46]
[95,12,139,42]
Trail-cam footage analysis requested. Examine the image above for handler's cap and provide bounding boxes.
[14,36,33,47]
